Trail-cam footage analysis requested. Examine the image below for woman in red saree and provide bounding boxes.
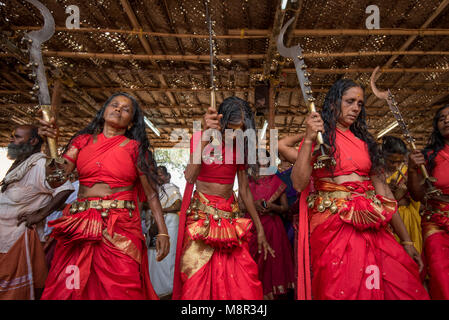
[172,97,274,300]
[291,79,429,300]
[37,92,169,299]
[246,163,295,299]
[408,104,449,299]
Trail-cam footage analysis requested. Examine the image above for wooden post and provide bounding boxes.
[268,85,275,130]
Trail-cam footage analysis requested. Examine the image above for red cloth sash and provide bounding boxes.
[69,133,140,189]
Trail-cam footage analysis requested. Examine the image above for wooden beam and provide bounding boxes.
[385,0,449,68]
[119,0,177,106]
[12,26,449,39]
[269,86,275,129]
[4,50,449,62]
[262,0,286,77]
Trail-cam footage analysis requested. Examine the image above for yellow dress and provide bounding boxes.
[386,164,423,253]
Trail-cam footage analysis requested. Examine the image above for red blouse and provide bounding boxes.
[432,144,449,194]
[63,133,141,188]
[190,131,246,184]
[298,128,372,178]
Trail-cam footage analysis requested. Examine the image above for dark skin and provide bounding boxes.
[252,163,289,215]
[157,168,181,213]
[385,154,409,206]
[408,106,449,203]
[292,86,424,271]
[6,126,72,228]
[37,95,170,261]
[278,133,304,164]
[184,106,275,260]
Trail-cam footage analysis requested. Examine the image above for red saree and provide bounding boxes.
[248,175,295,299]
[297,128,429,300]
[172,132,263,300]
[41,133,158,300]
[422,144,449,299]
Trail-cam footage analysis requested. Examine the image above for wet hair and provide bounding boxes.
[218,96,255,133]
[321,78,382,173]
[382,135,408,156]
[217,96,257,174]
[64,92,158,185]
[423,104,449,173]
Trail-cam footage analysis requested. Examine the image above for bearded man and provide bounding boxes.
[0,125,74,300]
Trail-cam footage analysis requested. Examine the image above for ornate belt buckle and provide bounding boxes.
[69,202,78,214]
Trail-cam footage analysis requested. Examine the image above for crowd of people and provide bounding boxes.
[0,79,448,300]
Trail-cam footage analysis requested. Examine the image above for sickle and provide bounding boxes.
[24,0,55,45]
[276,17,298,59]
[370,66,389,101]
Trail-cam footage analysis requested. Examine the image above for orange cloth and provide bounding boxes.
[0,229,47,300]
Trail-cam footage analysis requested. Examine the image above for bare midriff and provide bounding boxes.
[78,183,134,198]
[196,180,234,199]
[319,172,370,185]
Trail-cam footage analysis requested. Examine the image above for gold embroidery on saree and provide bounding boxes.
[180,239,214,279]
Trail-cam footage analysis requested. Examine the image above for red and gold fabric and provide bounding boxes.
[41,190,158,300]
[306,180,428,300]
[41,133,158,300]
[176,191,262,300]
[296,128,429,300]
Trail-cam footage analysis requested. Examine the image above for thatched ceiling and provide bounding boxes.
[2,0,449,149]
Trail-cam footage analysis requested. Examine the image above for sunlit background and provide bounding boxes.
[0,147,13,180]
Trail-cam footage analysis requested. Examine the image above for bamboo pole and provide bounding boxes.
[12,26,449,38]
[3,50,449,61]
[3,87,447,95]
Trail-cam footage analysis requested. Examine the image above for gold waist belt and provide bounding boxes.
[187,197,240,226]
[69,199,135,217]
[307,189,378,214]
[424,208,449,221]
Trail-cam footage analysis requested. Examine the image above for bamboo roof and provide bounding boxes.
[2,0,449,148]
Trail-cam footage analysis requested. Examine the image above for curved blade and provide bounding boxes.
[24,0,55,45]
[370,66,388,100]
[276,17,298,58]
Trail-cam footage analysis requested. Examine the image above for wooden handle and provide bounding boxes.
[41,105,58,159]
[308,101,324,145]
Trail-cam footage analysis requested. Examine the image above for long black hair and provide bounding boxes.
[423,104,449,174]
[382,135,408,156]
[217,96,257,175]
[321,79,382,173]
[64,92,158,184]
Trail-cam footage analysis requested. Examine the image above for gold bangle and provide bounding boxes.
[156,233,170,237]
[401,241,414,246]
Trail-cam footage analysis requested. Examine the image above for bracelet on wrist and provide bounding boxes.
[401,241,414,246]
[156,233,170,238]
